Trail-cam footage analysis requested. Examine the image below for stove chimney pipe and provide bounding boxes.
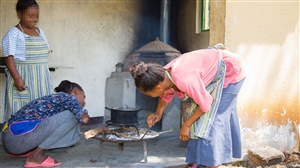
[160,0,171,44]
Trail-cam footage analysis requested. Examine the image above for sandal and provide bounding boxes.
[24,156,62,168]
[187,163,197,168]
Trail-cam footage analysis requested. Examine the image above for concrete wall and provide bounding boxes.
[177,0,299,156]
[177,0,209,52]
[225,0,299,126]
[223,1,299,154]
[209,0,226,46]
[0,0,161,121]
[0,74,4,121]
[1,0,299,157]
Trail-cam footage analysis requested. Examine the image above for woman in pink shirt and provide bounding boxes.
[130,44,245,168]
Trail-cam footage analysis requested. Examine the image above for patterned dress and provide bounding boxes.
[2,26,53,121]
[2,92,87,154]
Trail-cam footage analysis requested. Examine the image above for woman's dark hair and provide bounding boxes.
[16,0,39,13]
[130,62,165,92]
[54,80,83,94]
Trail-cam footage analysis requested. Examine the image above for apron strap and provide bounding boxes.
[188,49,227,139]
[165,71,175,83]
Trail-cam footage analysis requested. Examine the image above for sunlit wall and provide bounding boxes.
[184,0,299,154]
[225,1,299,153]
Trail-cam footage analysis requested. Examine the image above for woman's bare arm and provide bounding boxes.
[4,56,25,90]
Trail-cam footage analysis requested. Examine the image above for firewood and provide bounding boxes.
[84,127,109,139]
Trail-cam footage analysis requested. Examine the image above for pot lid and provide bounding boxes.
[106,105,141,111]
[135,37,181,53]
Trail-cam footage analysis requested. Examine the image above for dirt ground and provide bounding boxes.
[166,151,300,168]
[222,151,300,168]
[1,123,299,168]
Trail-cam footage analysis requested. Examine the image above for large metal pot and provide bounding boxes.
[105,105,142,125]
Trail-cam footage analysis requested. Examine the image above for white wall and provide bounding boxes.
[177,0,299,155]
[0,74,5,122]
[225,1,299,154]
[0,0,145,121]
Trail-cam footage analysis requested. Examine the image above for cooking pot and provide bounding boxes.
[105,105,142,125]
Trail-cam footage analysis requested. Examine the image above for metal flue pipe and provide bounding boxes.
[160,0,171,44]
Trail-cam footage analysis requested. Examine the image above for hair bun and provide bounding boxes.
[130,62,147,78]
[54,80,72,92]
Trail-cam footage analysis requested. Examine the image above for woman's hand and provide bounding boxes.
[179,106,204,141]
[147,99,169,127]
[81,113,90,125]
[147,112,162,127]
[180,123,190,141]
[14,78,25,91]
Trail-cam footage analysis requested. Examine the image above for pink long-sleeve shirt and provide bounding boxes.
[160,49,245,112]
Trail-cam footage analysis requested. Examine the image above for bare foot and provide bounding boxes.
[25,148,47,164]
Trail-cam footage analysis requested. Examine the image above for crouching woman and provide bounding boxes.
[1,80,90,168]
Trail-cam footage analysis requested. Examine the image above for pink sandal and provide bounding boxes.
[187,164,197,168]
[24,156,62,168]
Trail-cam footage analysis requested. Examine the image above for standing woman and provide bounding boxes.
[2,0,53,120]
[130,44,246,168]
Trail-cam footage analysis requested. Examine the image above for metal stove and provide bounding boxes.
[91,122,160,163]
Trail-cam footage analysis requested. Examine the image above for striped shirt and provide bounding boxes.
[1,26,49,61]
